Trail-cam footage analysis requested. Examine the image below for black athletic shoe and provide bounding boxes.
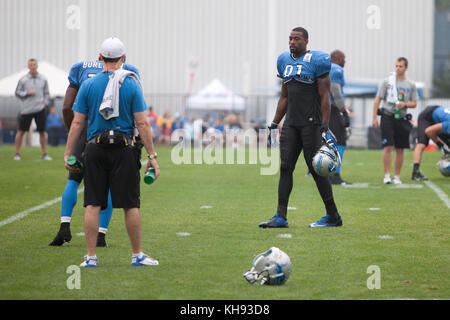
[97,232,107,247]
[49,227,72,246]
[411,171,428,181]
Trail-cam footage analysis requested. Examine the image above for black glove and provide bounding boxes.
[268,122,278,145]
[436,139,450,156]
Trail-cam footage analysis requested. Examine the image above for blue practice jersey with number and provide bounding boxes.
[68,61,140,88]
[330,63,345,105]
[276,50,331,126]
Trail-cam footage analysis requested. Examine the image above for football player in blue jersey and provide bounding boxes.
[411,105,450,181]
[328,50,352,185]
[49,57,140,246]
[259,27,342,228]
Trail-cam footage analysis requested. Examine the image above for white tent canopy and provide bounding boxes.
[0,61,69,97]
[186,78,245,111]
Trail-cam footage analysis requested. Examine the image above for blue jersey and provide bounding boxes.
[68,61,140,88]
[432,106,450,135]
[276,50,331,126]
[330,63,345,104]
[73,72,147,141]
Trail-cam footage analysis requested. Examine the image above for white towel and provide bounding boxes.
[386,72,398,105]
[99,69,141,120]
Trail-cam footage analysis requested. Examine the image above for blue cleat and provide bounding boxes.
[308,214,343,228]
[259,213,289,228]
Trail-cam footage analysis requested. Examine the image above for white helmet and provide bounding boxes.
[312,143,341,177]
[437,157,450,177]
[243,247,291,285]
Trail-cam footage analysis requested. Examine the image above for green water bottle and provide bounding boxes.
[67,155,83,171]
[144,168,155,184]
[394,103,402,120]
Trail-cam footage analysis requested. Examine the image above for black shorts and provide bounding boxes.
[68,123,87,183]
[18,109,46,132]
[83,143,142,209]
[280,124,322,172]
[417,106,439,145]
[380,114,412,149]
[329,103,347,146]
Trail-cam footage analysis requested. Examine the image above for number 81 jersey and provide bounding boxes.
[276,50,331,126]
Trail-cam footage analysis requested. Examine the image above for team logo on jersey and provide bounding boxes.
[303,53,312,62]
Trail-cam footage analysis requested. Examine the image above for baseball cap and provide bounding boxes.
[100,37,125,59]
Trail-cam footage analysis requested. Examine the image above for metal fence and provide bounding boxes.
[1,94,449,149]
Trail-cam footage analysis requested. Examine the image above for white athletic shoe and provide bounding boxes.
[392,176,402,185]
[80,255,98,268]
[131,253,159,266]
[383,175,391,184]
[42,154,53,161]
[13,154,21,161]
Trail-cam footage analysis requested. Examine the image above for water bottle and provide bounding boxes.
[144,168,156,184]
[394,103,402,120]
[67,155,83,170]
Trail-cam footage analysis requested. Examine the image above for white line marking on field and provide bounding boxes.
[392,184,423,189]
[377,235,394,240]
[176,232,191,237]
[200,206,212,209]
[277,234,292,239]
[287,207,297,210]
[76,232,85,237]
[343,183,369,188]
[424,180,450,209]
[0,188,84,228]
[369,208,381,211]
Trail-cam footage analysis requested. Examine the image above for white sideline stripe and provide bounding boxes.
[0,160,149,228]
[424,181,450,209]
[0,188,84,228]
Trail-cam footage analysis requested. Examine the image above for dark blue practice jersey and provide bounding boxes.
[276,50,331,126]
[68,61,140,88]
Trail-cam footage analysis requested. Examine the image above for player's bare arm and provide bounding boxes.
[62,85,79,129]
[272,82,288,125]
[134,111,160,180]
[317,74,331,125]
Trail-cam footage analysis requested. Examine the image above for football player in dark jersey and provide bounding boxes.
[259,27,342,228]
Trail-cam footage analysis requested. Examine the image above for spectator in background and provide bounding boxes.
[183,116,194,147]
[213,117,225,133]
[147,106,157,124]
[46,106,64,146]
[157,111,173,146]
[372,57,418,185]
[171,112,184,134]
[14,58,52,160]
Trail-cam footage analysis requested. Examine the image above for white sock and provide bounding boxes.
[98,228,107,234]
[132,252,144,258]
[61,217,71,223]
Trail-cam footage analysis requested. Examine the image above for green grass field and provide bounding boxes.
[0,144,449,300]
